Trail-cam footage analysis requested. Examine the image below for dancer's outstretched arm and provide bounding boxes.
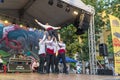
[35,19,61,30]
[52,26,61,30]
[35,19,48,29]
[40,33,46,43]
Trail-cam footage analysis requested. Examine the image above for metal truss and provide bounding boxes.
[88,8,97,75]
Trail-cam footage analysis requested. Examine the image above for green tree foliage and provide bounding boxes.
[82,0,119,56]
[59,0,119,60]
[59,24,89,60]
[59,24,81,57]
[79,32,89,61]
[107,33,114,56]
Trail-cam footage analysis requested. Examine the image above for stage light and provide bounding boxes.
[73,11,78,15]
[4,20,8,24]
[20,24,23,28]
[65,5,70,12]
[57,0,63,8]
[34,27,36,30]
[48,0,54,6]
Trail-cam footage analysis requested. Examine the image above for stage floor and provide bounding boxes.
[0,73,119,80]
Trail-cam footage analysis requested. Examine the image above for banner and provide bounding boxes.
[109,15,120,74]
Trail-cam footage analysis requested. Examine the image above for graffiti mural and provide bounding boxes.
[0,22,44,60]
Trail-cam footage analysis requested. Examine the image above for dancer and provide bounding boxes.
[35,19,61,41]
[45,36,55,73]
[55,39,68,74]
[53,37,58,72]
[38,32,46,73]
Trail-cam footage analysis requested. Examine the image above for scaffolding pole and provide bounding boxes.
[88,9,97,75]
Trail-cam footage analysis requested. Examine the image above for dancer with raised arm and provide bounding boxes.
[55,39,68,74]
[53,37,58,72]
[35,19,61,41]
[45,36,55,73]
[38,31,46,74]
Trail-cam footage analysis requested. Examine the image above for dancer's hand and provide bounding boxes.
[58,27,61,29]
[35,19,38,22]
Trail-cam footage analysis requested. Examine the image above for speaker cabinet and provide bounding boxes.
[99,43,108,56]
[97,69,113,75]
[7,58,32,72]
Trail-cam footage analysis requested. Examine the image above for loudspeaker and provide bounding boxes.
[80,13,90,31]
[76,28,84,35]
[74,13,90,35]
[99,43,108,56]
[97,69,113,75]
[0,0,4,3]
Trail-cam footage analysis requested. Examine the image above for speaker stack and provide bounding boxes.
[99,43,108,56]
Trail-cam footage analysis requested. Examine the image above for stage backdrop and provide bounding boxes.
[109,15,120,74]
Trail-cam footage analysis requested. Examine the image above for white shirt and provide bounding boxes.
[45,39,54,50]
[53,41,58,53]
[0,58,3,63]
[38,35,46,55]
[58,42,66,50]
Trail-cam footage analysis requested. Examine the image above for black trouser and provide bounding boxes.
[48,30,59,41]
[38,54,46,73]
[0,63,3,70]
[46,53,55,73]
[55,53,67,73]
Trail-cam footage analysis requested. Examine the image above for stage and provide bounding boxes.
[0,73,119,80]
